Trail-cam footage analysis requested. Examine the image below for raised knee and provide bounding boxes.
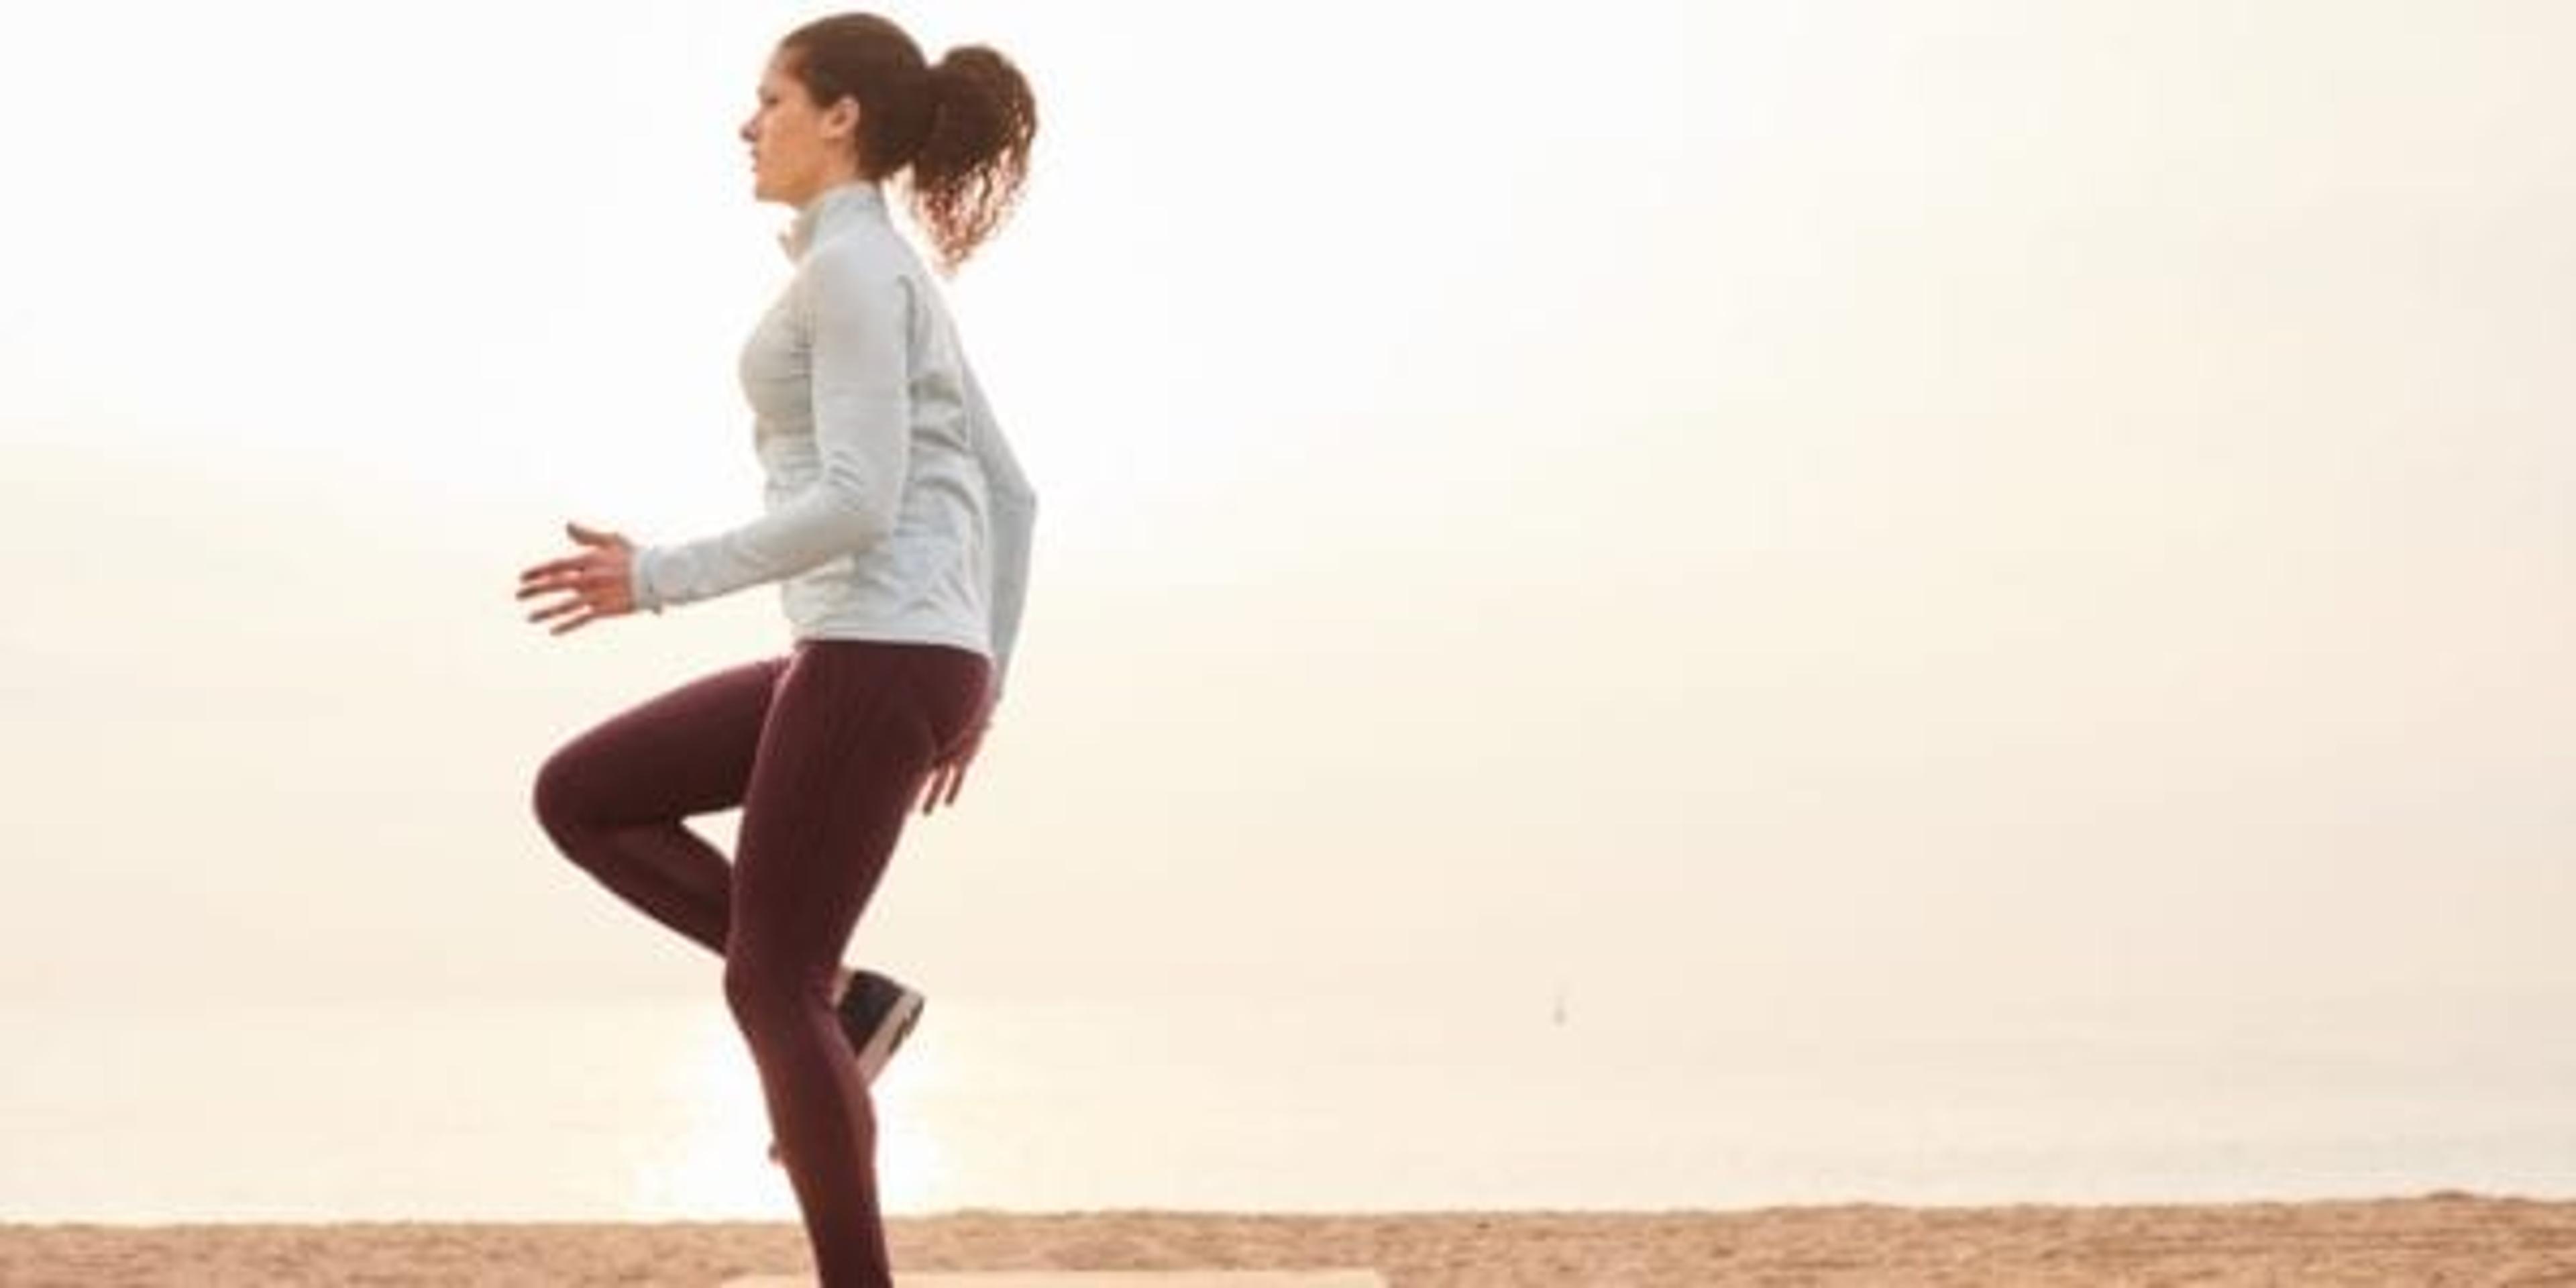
[529,749,594,851]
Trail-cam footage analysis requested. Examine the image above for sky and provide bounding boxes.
[0,0,2570,1030]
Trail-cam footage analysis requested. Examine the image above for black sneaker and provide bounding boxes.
[767,969,926,1165]
[839,967,928,1083]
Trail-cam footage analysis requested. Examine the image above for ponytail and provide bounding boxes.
[909,47,1038,271]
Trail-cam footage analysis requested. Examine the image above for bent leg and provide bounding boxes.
[530,653,789,955]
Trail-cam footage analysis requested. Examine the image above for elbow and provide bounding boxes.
[840,503,898,553]
[816,474,898,552]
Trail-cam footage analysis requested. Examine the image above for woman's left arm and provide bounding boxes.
[629,250,916,613]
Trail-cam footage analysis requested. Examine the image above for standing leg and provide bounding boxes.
[724,640,989,1288]
[530,654,789,954]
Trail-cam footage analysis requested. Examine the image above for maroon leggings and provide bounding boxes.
[530,638,989,1288]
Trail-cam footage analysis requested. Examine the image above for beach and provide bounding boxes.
[10,1195,2576,1285]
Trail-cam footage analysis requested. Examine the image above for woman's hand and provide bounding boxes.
[918,690,996,814]
[516,521,645,636]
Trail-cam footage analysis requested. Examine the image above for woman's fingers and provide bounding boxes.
[526,594,585,625]
[520,555,623,586]
[517,559,624,597]
[516,528,637,637]
[566,521,633,550]
[518,556,584,585]
[920,756,971,814]
[916,730,985,814]
[940,729,988,809]
[515,570,578,599]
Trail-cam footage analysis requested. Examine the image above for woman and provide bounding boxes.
[516,13,1037,1286]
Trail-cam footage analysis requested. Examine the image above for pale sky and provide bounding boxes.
[1,0,2569,1026]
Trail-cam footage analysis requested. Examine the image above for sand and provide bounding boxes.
[724,1277,1387,1287]
[9,1195,2576,1285]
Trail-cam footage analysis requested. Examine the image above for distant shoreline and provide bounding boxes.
[10,1195,2576,1285]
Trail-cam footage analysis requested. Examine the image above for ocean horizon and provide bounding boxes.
[9,981,2576,1224]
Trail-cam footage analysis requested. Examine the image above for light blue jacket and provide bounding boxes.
[631,180,1037,700]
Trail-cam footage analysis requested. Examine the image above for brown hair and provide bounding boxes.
[779,12,1037,272]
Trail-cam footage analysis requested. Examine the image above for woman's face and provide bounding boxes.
[740,52,859,207]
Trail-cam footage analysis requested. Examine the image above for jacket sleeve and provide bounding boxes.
[964,359,1036,705]
[630,250,914,612]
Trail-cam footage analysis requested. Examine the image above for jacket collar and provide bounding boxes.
[777,180,888,262]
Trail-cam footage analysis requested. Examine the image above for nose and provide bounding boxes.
[739,116,757,146]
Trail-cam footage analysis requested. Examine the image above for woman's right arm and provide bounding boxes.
[964,360,1036,709]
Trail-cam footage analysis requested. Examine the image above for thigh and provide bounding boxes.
[728,643,951,964]
[539,653,792,828]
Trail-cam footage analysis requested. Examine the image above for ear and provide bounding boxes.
[824,95,863,142]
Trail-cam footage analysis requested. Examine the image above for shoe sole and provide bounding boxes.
[852,986,927,1083]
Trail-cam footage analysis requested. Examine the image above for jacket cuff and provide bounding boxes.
[630,547,667,614]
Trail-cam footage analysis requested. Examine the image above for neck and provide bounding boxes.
[778,178,887,260]
[782,166,863,209]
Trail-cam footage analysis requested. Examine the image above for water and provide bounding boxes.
[8,985,2576,1221]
